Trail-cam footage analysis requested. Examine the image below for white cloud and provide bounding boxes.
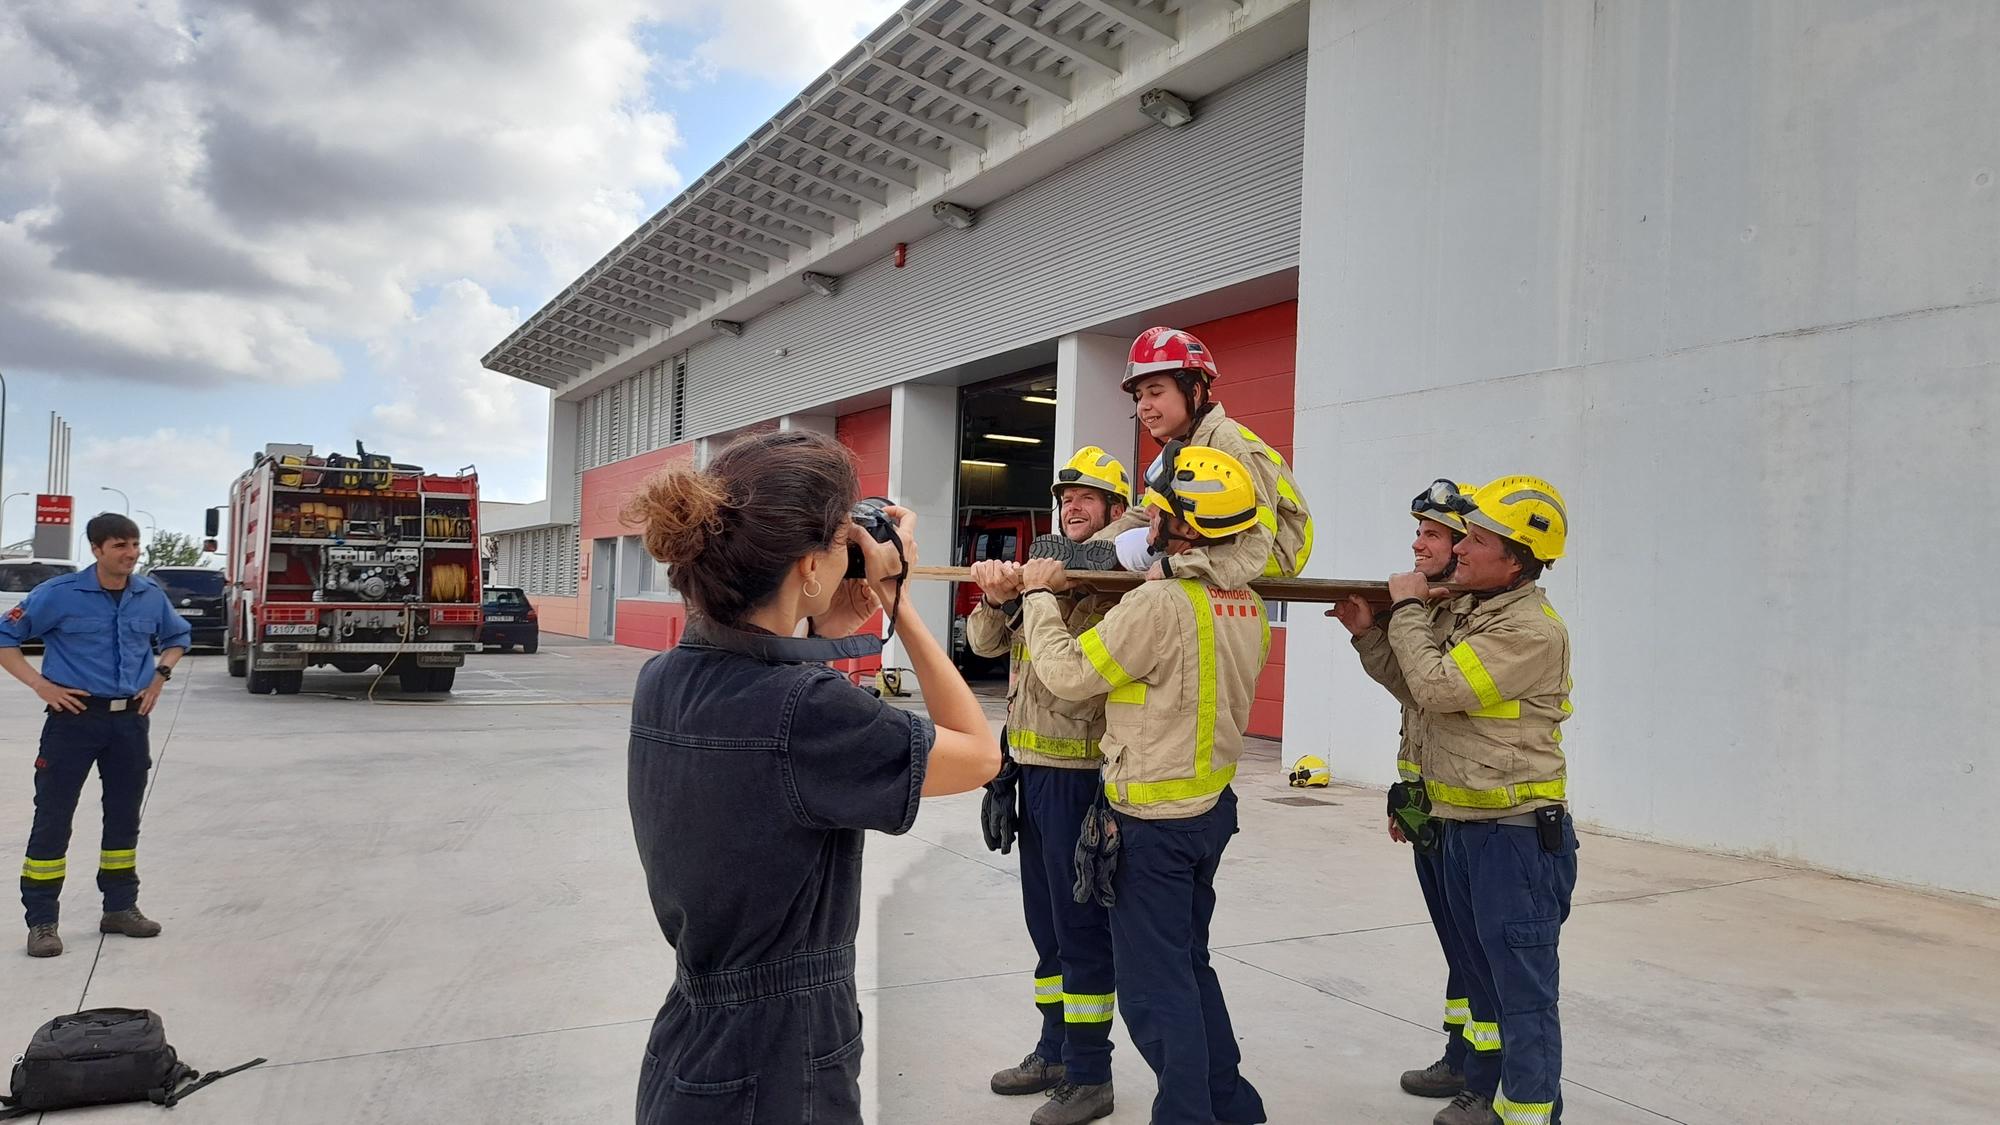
[365,280,548,503]
[674,1,908,86]
[65,426,242,546]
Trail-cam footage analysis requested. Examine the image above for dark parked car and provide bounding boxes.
[480,586,539,653]
[149,566,227,649]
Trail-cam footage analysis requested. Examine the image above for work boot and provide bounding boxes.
[100,908,163,938]
[1401,1057,1466,1098]
[25,924,62,958]
[1432,1089,1501,1125]
[1027,535,1121,573]
[1031,1079,1113,1125]
[991,1053,1065,1096]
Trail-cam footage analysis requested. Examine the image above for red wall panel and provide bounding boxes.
[582,444,694,543]
[615,598,688,651]
[834,406,895,678]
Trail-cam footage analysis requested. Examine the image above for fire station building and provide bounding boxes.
[484,1,2000,899]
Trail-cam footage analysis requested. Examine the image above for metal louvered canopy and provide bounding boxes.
[483,0,1266,392]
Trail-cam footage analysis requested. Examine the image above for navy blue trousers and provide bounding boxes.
[1413,844,1474,1072]
[21,709,151,927]
[1018,764,1117,1084]
[1111,788,1265,1125]
[1441,815,1579,1123]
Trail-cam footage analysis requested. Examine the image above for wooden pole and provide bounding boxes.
[907,565,1431,606]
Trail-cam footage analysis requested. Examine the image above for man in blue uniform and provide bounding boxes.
[0,512,190,958]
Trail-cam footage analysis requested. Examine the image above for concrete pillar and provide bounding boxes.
[780,413,837,436]
[886,382,957,668]
[546,398,579,525]
[1054,333,1137,483]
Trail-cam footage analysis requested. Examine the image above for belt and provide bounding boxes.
[675,944,856,1007]
[1492,812,1540,827]
[51,696,143,715]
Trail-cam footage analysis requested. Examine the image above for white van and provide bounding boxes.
[0,558,79,626]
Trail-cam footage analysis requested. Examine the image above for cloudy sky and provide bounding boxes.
[0,0,903,551]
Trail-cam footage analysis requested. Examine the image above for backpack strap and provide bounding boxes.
[151,1057,268,1108]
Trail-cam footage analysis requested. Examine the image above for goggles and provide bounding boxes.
[1411,478,1476,519]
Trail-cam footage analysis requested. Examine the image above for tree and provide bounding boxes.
[143,531,205,570]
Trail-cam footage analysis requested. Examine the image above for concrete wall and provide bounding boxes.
[1291,0,2000,896]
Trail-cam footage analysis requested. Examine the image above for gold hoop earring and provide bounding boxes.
[803,576,823,600]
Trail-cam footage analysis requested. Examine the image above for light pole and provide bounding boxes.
[0,369,8,516]
[100,485,129,515]
[1,491,25,556]
[135,509,156,539]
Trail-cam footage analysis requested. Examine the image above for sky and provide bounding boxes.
[0,0,905,552]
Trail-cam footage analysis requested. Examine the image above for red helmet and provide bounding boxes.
[1122,327,1220,394]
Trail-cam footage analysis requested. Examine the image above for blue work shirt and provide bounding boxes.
[0,565,192,697]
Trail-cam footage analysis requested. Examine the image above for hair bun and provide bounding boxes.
[625,469,730,566]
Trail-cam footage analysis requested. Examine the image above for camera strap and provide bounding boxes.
[684,618,884,664]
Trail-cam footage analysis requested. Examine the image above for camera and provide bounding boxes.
[845,497,904,579]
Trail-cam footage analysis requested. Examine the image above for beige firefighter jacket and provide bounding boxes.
[1351,600,1459,783]
[1090,404,1314,588]
[1384,583,1572,821]
[966,589,1120,769]
[1020,576,1270,820]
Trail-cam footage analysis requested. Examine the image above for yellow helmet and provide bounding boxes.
[1143,443,1258,539]
[1288,755,1330,788]
[1410,478,1474,534]
[1052,446,1131,506]
[1464,476,1567,562]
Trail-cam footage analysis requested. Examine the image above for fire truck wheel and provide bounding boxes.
[274,671,303,695]
[226,642,247,678]
[430,667,456,693]
[246,668,276,695]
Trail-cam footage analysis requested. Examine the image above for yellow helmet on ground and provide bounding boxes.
[1143,442,1258,539]
[1410,478,1475,534]
[1288,755,1330,788]
[1464,476,1567,562]
[1052,446,1131,505]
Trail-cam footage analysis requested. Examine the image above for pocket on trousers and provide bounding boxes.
[807,1032,864,1124]
[1504,917,1560,949]
[661,1074,759,1125]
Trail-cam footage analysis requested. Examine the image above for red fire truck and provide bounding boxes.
[218,442,483,696]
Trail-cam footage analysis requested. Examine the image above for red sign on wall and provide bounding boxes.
[34,495,72,525]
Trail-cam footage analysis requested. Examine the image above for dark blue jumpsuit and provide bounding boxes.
[2,566,189,928]
[628,619,934,1125]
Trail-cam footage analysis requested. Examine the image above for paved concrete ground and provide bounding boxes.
[1,636,1995,1124]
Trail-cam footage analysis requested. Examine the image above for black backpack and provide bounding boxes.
[1,1008,264,1118]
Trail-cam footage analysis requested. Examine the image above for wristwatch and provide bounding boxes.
[155,665,173,682]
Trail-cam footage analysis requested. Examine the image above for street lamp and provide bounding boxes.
[1,491,25,555]
[100,486,129,514]
[135,509,157,539]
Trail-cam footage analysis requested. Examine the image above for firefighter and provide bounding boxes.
[1018,444,1272,1125]
[0,513,190,958]
[1329,480,1479,1103]
[1380,477,1575,1125]
[966,446,1131,1124]
[1091,326,1313,588]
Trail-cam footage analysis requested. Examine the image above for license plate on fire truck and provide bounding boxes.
[266,624,317,636]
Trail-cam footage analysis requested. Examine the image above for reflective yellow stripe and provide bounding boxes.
[1108,682,1147,706]
[1035,975,1063,1003]
[1426,777,1567,810]
[1541,602,1564,624]
[1447,642,1504,709]
[1259,610,1271,662]
[1397,760,1423,782]
[1114,762,1239,806]
[1463,1019,1502,1052]
[1011,642,1031,665]
[1104,581,1233,807]
[1255,505,1278,534]
[1062,992,1116,1024]
[1467,699,1522,719]
[99,849,137,871]
[1235,424,1282,463]
[1444,998,1470,1026]
[21,857,66,881]
[1078,628,1133,689]
[1009,729,1099,759]
[1559,698,1573,714]
[1495,1096,1555,1125]
[1294,514,1314,574]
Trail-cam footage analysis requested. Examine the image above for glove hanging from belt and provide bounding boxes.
[980,741,1022,855]
[1388,779,1441,856]
[1071,801,1120,907]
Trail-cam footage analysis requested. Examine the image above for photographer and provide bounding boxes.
[622,429,999,1125]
